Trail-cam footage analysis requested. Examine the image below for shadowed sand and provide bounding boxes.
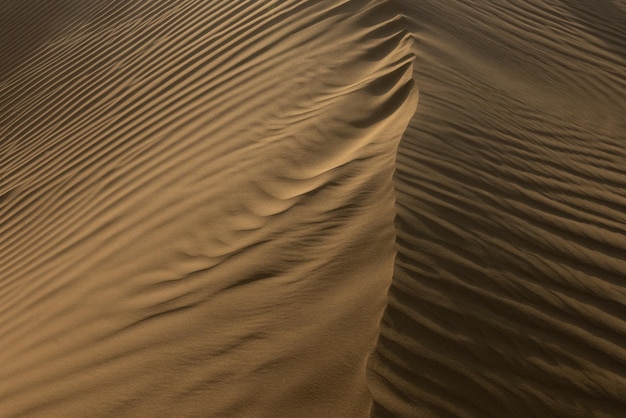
[1,0,625,417]
[369,1,626,417]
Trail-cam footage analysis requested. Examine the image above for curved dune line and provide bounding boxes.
[369,0,626,417]
[0,0,416,416]
[3,0,626,417]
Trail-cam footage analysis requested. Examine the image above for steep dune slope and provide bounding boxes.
[369,0,626,416]
[0,1,416,416]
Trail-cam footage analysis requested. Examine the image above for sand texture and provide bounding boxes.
[1,0,625,417]
[369,1,626,417]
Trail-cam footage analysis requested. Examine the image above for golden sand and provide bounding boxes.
[1,1,625,416]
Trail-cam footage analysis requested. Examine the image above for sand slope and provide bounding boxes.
[0,1,416,416]
[2,0,626,417]
[369,0,626,417]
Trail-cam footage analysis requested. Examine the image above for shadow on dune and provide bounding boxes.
[368,0,626,417]
[561,0,626,60]
[0,1,76,82]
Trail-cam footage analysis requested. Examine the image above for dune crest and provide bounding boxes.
[3,0,626,417]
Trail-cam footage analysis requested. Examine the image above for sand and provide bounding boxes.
[1,0,625,417]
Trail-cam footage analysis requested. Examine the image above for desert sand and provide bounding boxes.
[1,0,625,417]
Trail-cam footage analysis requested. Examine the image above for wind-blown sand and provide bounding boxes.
[1,0,625,417]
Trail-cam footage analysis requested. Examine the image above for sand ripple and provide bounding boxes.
[2,0,626,417]
[369,1,626,417]
[0,1,415,416]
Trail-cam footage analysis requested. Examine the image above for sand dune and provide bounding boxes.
[1,0,625,417]
[1,1,416,416]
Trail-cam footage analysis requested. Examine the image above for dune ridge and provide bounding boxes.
[1,1,416,416]
[3,0,626,417]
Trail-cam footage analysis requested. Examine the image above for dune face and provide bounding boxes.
[0,0,416,416]
[1,0,625,417]
[369,0,626,417]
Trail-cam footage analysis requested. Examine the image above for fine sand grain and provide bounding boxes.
[1,1,625,417]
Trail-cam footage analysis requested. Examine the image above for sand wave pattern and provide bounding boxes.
[1,0,415,416]
[369,0,626,417]
[1,0,625,417]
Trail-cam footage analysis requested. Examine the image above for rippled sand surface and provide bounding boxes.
[370,1,626,417]
[1,1,625,417]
